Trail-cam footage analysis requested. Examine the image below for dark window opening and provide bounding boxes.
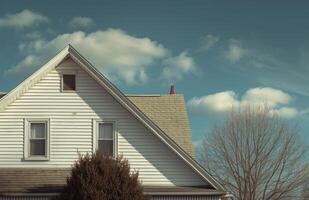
[63,74,76,91]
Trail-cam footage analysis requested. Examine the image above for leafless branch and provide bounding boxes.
[198,105,308,200]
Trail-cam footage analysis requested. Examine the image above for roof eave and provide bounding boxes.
[144,191,226,196]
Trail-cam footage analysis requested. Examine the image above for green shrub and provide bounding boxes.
[56,151,145,200]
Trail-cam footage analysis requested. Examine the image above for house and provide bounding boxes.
[0,45,228,200]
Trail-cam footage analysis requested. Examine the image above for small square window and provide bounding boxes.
[62,74,76,91]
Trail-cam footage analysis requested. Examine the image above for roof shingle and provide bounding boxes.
[127,95,195,157]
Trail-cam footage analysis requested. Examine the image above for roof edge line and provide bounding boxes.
[0,45,70,110]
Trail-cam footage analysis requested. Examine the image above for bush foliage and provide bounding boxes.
[56,152,145,200]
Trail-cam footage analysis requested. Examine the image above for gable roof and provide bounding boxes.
[0,45,225,192]
[128,95,195,157]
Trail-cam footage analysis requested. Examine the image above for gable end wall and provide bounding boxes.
[0,58,208,187]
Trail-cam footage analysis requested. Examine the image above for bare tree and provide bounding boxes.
[198,106,308,200]
[303,165,309,200]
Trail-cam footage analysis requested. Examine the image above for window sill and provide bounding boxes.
[61,90,76,93]
[24,156,49,161]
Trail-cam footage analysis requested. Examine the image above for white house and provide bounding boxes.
[0,45,228,200]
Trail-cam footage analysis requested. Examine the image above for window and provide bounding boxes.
[62,74,76,91]
[98,123,114,156]
[92,120,117,157]
[24,119,49,160]
[30,123,47,156]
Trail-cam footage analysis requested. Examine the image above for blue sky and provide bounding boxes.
[0,0,309,148]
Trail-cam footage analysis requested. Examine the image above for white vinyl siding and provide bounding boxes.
[0,58,208,187]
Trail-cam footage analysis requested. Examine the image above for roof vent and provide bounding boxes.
[170,83,175,95]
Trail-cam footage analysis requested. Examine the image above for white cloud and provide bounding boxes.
[7,29,170,85]
[69,17,95,29]
[198,34,220,51]
[187,91,239,114]
[242,87,292,107]
[270,107,298,119]
[6,55,43,75]
[225,39,248,62]
[0,9,48,29]
[187,87,299,118]
[223,38,280,71]
[162,51,196,80]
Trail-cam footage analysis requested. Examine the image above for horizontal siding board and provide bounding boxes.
[0,58,208,187]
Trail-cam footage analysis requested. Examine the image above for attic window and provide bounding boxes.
[62,74,76,91]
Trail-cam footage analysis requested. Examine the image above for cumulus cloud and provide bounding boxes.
[270,107,298,119]
[224,39,248,62]
[242,87,292,107]
[0,9,48,29]
[187,87,299,118]
[198,34,220,51]
[69,17,95,29]
[162,51,196,80]
[7,28,199,84]
[188,91,239,114]
[6,29,172,84]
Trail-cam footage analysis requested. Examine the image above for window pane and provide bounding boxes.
[63,75,76,90]
[99,123,113,139]
[30,123,46,139]
[99,140,113,156]
[30,139,46,156]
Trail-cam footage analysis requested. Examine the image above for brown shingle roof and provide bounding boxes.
[127,95,195,157]
[0,169,220,195]
[0,169,69,193]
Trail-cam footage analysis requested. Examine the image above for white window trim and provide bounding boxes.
[92,119,118,157]
[24,118,50,161]
[60,70,78,93]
